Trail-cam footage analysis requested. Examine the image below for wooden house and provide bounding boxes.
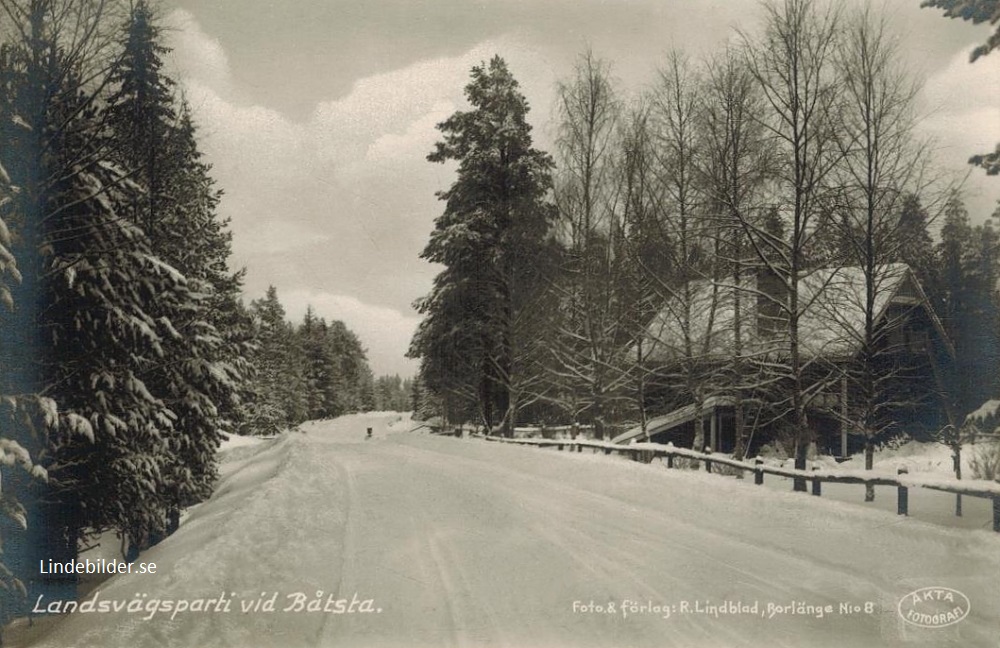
[614,264,955,458]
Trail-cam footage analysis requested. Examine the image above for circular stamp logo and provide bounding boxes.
[897,587,970,629]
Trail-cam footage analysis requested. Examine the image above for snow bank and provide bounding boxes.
[967,399,1000,423]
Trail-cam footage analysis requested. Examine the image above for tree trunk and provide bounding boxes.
[692,399,705,458]
[733,394,746,460]
[864,439,875,502]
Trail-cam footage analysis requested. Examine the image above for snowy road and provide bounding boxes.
[23,413,1000,648]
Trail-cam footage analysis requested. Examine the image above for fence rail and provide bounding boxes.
[468,434,1000,532]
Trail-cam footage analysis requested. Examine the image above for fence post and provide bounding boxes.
[754,458,763,485]
[993,496,1000,533]
[667,454,674,469]
[811,465,821,497]
[704,446,713,473]
[897,467,908,516]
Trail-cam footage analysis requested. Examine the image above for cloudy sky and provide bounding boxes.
[159,0,999,377]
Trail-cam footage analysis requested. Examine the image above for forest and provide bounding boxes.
[408,0,1000,487]
[0,0,382,626]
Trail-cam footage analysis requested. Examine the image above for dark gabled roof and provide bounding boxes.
[645,263,954,364]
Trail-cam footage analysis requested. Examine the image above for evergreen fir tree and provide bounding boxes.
[936,194,1000,414]
[300,307,336,418]
[895,194,940,307]
[0,7,191,609]
[104,2,246,528]
[409,56,556,435]
[248,287,308,430]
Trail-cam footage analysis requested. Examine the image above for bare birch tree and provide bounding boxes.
[831,6,934,499]
[648,51,724,451]
[739,0,844,489]
[697,47,774,459]
[549,50,635,439]
[617,103,666,438]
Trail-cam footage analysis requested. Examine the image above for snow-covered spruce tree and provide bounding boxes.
[408,374,440,422]
[244,292,375,429]
[105,0,174,236]
[247,286,308,432]
[324,319,372,416]
[374,375,414,412]
[300,307,335,419]
[0,152,50,629]
[410,56,557,437]
[359,365,377,412]
[410,285,485,427]
[0,0,157,617]
[895,195,940,309]
[170,103,254,440]
[937,195,1000,417]
[297,310,375,418]
[40,81,183,564]
[104,1,246,527]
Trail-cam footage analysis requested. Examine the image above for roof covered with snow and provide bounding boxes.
[645,263,952,364]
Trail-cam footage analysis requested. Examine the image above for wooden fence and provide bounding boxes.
[469,434,1000,533]
[431,424,596,438]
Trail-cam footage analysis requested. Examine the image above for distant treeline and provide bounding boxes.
[244,287,377,435]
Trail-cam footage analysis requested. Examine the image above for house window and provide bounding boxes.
[906,329,929,354]
[887,327,906,351]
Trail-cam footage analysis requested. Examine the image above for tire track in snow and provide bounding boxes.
[310,440,506,648]
[311,449,358,646]
[390,439,890,590]
[383,438,895,647]
[453,458,759,647]
[380,442,744,646]
[399,476,507,648]
[325,433,829,647]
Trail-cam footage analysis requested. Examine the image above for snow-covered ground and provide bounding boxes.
[745,439,999,531]
[11,412,1000,647]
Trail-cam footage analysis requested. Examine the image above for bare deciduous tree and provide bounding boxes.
[697,47,773,459]
[739,0,845,489]
[549,50,634,439]
[831,5,935,500]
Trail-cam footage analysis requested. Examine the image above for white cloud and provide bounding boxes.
[185,83,307,181]
[164,9,235,100]
[922,46,1000,116]
[365,102,455,163]
[919,47,1000,220]
[307,37,548,164]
